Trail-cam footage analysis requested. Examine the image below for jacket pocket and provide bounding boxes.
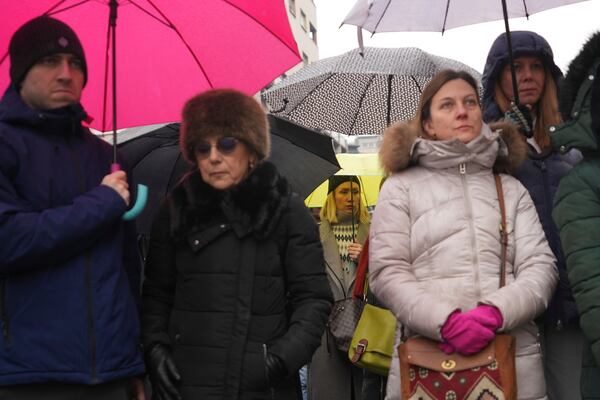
[0,279,10,345]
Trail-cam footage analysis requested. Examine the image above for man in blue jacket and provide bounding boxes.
[0,16,145,399]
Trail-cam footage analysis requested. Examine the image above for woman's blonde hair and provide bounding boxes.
[319,185,370,225]
[493,66,562,149]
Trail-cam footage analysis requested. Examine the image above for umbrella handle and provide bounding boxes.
[111,163,148,220]
[122,184,148,221]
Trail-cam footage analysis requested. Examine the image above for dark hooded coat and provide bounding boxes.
[482,30,581,328]
[0,86,144,384]
[551,31,600,400]
[141,161,333,400]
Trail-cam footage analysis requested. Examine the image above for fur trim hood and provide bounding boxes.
[559,31,600,122]
[168,161,291,241]
[379,121,527,175]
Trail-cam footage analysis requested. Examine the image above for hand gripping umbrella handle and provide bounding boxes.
[111,163,148,220]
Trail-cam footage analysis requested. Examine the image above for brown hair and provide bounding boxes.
[415,70,480,138]
[492,65,562,149]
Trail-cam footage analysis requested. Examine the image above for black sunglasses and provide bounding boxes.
[194,136,239,157]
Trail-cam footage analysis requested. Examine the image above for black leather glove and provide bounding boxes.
[145,343,181,400]
[265,352,288,386]
[504,103,533,138]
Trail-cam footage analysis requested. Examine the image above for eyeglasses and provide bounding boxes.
[194,136,239,158]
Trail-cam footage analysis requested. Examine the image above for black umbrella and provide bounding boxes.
[118,115,340,238]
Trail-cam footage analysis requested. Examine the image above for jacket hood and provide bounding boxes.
[379,121,527,175]
[481,31,563,122]
[558,31,600,121]
[0,85,88,135]
[551,31,600,154]
[168,161,292,240]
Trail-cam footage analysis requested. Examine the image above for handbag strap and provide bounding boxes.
[352,237,370,299]
[494,174,508,289]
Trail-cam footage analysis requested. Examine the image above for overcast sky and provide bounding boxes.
[313,0,600,73]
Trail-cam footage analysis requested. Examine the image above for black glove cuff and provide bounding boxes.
[265,352,288,386]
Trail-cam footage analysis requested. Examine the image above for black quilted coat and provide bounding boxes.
[141,161,333,400]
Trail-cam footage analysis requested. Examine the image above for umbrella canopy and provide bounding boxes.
[0,0,300,132]
[118,115,340,236]
[261,47,481,136]
[342,0,587,105]
[342,0,587,33]
[305,153,383,208]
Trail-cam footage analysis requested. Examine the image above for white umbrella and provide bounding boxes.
[343,0,590,104]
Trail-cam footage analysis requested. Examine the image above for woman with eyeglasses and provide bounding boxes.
[140,89,333,400]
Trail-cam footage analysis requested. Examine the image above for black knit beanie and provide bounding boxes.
[328,175,361,194]
[9,16,88,87]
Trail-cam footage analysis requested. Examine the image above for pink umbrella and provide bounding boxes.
[0,0,300,133]
[1,0,300,219]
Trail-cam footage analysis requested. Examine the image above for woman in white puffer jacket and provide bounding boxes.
[369,70,558,400]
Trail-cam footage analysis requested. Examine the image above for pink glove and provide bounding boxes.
[466,305,503,331]
[439,311,495,355]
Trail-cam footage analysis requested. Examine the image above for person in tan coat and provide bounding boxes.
[369,70,558,400]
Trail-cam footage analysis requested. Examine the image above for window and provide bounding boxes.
[309,23,317,44]
[300,10,307,31]
[289,0,296,16]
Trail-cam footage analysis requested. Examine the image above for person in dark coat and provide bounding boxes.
[0,16,145,400]
[141,88,333,400]
[482,30,584,400]
[552,30,600,400]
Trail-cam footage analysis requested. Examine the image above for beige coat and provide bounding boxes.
[370,122,558,400]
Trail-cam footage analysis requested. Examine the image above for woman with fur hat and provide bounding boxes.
[308,175,370,400]
[482,31,584,400]
[369,69,557,399]
[551,30,600,400]
[140,89,333,400]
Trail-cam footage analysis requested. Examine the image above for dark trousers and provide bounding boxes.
[0,379,132,400]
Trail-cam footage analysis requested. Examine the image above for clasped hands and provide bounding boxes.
[438,305,503,355]
[347,242,363,262]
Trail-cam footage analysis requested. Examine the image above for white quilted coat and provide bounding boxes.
[370,122,558,400]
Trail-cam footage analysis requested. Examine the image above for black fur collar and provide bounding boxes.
[169,161,292,240]
[559,31,600,119]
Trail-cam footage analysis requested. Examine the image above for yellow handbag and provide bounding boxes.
[347,238,396,376]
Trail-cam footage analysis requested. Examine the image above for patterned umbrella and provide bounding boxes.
[261,47,481,136]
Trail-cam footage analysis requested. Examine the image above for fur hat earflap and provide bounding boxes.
[180,89,270,163]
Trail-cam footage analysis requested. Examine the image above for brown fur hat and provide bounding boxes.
[180,89,270,163]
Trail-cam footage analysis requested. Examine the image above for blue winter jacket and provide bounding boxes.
[482,31,581,327]
[0,87,144,385]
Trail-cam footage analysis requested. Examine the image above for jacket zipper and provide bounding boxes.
[459,163,482,299]
[0,279,10,345]
[263,343,276,399]
[70,140,98,383]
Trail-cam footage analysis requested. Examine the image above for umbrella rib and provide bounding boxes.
[141,0,214,87]
[349,74,376,134]
[127,0,173,28]
[410,75,423,95]
[222,0,300,58]
[522,0,530,18]
[442,0,451,34]
[45,0,90,16]
[280,72,337,116]
[372,0,392,33]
